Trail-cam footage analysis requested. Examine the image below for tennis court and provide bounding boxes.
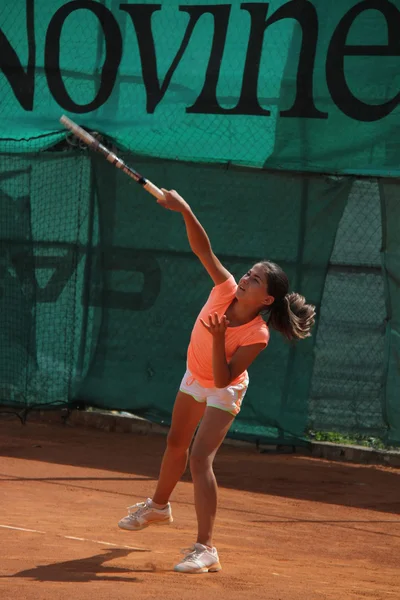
[1,418,399,600]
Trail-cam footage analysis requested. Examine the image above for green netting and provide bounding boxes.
[310,180,387,435]
[77,155,351,443]
[1,146,397,444]
[380,180,400,445]
[1,0,400,444]
[0,152,91,405]
[0,148,349,442]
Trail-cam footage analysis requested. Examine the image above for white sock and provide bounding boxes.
[149,499,167,510]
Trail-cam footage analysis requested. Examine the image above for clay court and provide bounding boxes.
[1,417,399,600]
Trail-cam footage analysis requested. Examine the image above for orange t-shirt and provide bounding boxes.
[187,275,269,388]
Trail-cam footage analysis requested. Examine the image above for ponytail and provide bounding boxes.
[257,261,316,341]
[267,292,315,341]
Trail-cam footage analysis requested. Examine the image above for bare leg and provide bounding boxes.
[189,407,235,547]
[152,391,205,506]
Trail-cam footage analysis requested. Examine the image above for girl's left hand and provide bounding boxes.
[200,313,230,336]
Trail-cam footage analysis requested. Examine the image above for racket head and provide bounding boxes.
[59,115,165,201]
[60,115,97,147]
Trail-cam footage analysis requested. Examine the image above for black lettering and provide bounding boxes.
[33,250,83,303]
[184,5,233,114]
[6,248,34,296]
[89,248,161,311]
[189,1,327,117]
[275,0,327,119]
[326,0,400,122]
[0,0,35,110]
[120,4,227,114]
[45,0,122,113]
[188,3,266,115]
[4,243,160,310]
[120,3,161,114]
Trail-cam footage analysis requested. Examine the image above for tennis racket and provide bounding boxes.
[59,115,165,201]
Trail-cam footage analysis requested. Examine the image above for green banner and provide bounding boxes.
[0,151,352,443]
[1,0,399,174]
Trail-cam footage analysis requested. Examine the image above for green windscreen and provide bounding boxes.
[1,0,399,175]
[0,0,399,444]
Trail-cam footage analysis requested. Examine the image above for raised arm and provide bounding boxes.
[158,189,231,285]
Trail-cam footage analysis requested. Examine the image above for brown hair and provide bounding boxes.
[259,261,316,341]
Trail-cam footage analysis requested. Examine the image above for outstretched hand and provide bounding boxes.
[157,189,189,213]
[200,313,230,337]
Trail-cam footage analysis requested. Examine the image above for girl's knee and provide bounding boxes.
[189,451,213,474]
[166,429,191,453]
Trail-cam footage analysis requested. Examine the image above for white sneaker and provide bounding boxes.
[118,498,173,531]
[174,543,222,574]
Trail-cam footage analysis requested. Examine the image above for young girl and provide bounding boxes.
[118,189,315,573]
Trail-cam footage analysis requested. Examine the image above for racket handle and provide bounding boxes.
[143,180,165,201]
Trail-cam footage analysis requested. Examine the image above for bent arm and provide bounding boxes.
[212,340,265,388]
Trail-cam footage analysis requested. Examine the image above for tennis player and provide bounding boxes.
[118,190,315,573]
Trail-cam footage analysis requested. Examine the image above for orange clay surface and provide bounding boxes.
[0,417,399,600]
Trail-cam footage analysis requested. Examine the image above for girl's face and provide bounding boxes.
[235,263,274,308]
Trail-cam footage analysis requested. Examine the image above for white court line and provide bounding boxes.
[0,525,46,534]
[64,535,147,550]
[0,524,152,551]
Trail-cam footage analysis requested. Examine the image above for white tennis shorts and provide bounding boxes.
[179,369,249,416]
